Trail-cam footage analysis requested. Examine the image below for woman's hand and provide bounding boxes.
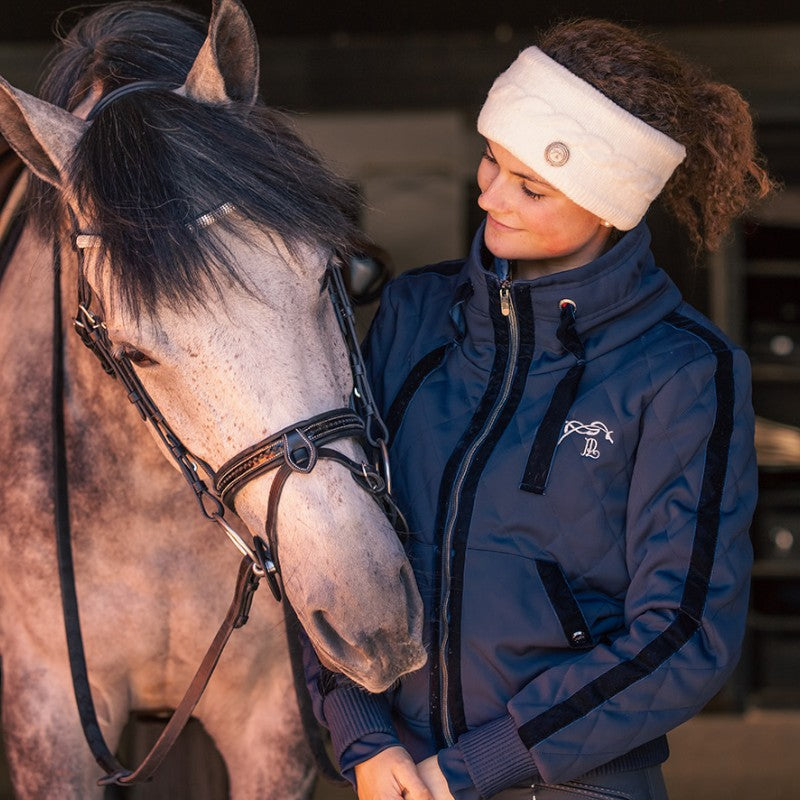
[417,755,455,800]
[354,746,433,800]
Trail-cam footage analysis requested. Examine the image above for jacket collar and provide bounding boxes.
[453,218,683,360]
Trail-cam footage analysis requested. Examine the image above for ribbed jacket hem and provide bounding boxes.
[323,687,397,763]
[587,736,670,776]
[458,715,538,798]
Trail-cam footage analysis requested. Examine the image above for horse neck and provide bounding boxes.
[0,218,176,515]
[0,215,52,377]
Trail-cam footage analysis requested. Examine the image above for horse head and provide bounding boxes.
[0,0,425,694]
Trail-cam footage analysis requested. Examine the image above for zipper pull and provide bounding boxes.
[499,280,511,316]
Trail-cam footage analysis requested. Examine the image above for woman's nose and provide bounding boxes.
[478,180,508,215]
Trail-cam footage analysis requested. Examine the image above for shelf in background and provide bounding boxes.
[751,362,800,382]
[746,258,800,277]
[751,561,800,578]
[748,611,800,632]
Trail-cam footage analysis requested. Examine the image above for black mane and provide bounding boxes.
[72,88,360,314]
[27,2,360,315]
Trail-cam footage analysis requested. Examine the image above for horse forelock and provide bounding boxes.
[23,1,361,319]
[25,2,209,243]
[68,93,359,318]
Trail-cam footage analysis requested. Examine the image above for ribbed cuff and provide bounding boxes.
[322,687,397,762]
[437,746,480,800]
[458,715,538,798]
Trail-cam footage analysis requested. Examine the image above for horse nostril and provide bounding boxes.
[310,609,344,656]
[399,560,422,634]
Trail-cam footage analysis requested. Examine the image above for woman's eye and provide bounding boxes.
[522,185,544,199]
[482,149,497,164]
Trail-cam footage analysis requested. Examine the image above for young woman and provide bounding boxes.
[305,18,772,800]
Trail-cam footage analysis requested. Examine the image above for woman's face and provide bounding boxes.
[477,140,612,278]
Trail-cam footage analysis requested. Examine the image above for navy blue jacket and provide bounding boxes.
[310,222,755,799]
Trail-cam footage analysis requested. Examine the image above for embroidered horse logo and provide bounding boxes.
[559,420,615,459]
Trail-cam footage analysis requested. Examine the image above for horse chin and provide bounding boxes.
[311,632,427,694]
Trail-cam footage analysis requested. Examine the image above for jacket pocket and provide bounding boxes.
[535,559,594,649]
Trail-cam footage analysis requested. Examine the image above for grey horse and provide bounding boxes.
[0,1,424,796]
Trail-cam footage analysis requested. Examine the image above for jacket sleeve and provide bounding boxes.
[299,618,400,776]
[439,346,756,797]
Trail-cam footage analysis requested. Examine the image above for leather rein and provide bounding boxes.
[54,79,404,790]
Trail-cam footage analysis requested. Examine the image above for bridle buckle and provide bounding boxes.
[252,535,281,601]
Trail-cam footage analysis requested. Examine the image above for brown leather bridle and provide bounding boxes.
[63,226,403,786]
[72,211,404,600]
[54,81,404,787]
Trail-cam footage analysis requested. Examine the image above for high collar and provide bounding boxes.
[453,219,683,363]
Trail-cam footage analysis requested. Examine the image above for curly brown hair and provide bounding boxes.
[538,18,775,253]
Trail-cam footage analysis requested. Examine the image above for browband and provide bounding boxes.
[86,80,179,121]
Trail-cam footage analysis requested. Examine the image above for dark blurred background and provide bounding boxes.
[3,0,800,40]
[1,1,799,798]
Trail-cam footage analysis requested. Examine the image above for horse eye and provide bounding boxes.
[126,349,157,367]
[113,343,158,367]
[124,347,158,367]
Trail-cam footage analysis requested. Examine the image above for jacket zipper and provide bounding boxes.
[500,282,511,316]
[438,278,519,745]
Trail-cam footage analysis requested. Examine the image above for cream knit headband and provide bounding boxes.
[477,47,686,230]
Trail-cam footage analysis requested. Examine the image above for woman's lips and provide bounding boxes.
[487,214,517,231]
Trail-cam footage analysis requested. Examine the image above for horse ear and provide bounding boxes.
[181,0,260,105]
[0,77,86,189]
